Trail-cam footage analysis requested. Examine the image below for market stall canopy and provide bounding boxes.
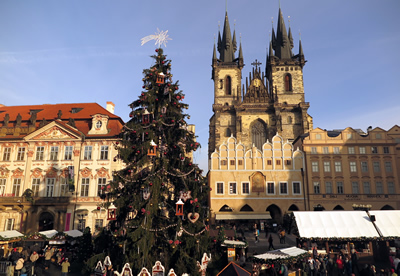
[253,246,308,261]
[0,230,24,240]
[293,211,379,239]
[217,261,251,276]
[369,210,400,237]
[215,213,271,220]
[221,240,248,248]
[64,229,83,238]
[39,229,58,239]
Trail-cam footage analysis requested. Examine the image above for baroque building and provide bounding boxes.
[0,102,124,233]
[293,126,400,211]
[208,8,312,223]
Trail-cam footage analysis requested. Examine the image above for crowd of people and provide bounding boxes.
[0,244,70,276]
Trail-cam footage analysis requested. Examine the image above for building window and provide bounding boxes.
[216,182,224,194]
[225,128,231,137]
[285,160,291,166]
[98,178,107,194]
[60,178,68,196]
[46,178,55,197]
[311,162,319,172]
[12,178,21,196]
[371,147,378,154]
[225,76,232,95]
[100,146,109,160]
[230,160,235,166]
[347,133,353,139]
[276,160,281,165]
[4,218,14,231]
[36,146,44,160]
[292,182,301,195]
[387,182,395,194]
[267,182,275,194]
[64,146,73,160]
[348,147,355,154]
[350,162,357,172]
[359,147,366,154]
[337,181,344,194]
[363,182,371,194]
[49,146,59,161]
[78,219,86,231]
[315,134,322,140]
[267,160,272,166]
[32,178,40,197]
[3,147,11,161]
[229,182,237,194]
[361,162,368,172]
[375,133,381,139]
[385,162,392,172]
[242,182,250,194]
[16,147,25,161]
[383,147,389,154]
[376,182,383,194]
[313,182,320,194]
[325,182,332,194]
[284,74,292,91]
[238,160,243,166]
[323,162,331,172]
[251,120,267,150]
[84,146,92,160]
[311,147,317,154]
[352,182,359,194]
[0,179,6,196]
[333,147,340,154]
[279,182,288,194]
[81,178,90,197]
[323,147,329,154]
[95,219,103,229]
[373,161,380,173]
[334,161,342,172]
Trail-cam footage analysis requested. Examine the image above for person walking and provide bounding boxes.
[61,258,70,276]
[268,235,275,250]
[30,250,39,275]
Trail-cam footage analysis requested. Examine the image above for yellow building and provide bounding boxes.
[293,126,400,211]
[0,102,125,234]
[209,134,306,224]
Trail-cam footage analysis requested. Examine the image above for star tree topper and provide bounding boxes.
[141,29,172,48]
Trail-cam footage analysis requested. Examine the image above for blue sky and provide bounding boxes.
[1,0,399,172]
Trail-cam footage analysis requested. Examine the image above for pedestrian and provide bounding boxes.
[268,235,275,250]
[61,257,70,276]
[254,224,259,243]
[30,250,39,275]
[15,257,24,276]
[44,246,52,269]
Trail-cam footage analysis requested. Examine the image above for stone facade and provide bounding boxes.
[0,102,125,234]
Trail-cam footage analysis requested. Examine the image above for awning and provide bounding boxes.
[215,213,272,220]
[0,230,24,240]
[64,229,83,238]
[39,229,58,238]
[369,210,400,237]
[293,211,379,239]
[253,246,308,261]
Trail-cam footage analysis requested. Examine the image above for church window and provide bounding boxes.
[225,128,231,137]
[225,76,232,95]
[284,74,292,91]
[251,120,267,150]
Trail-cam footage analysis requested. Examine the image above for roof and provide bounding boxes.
[0,103,124,139]
[64,229,83,238]
[217,262,251,276]
[39,229,58,238]
[369,210,400,237]
[0,230,24,240]
[293,211,379,239]
[253,246,308,261]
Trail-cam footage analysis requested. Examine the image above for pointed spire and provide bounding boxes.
[299,38,304,58]
[232,29,237,53]
[217,29,222,53]
[288,27,294,50]
[212,42,217,62]
[275,8,292,59]
[238,40,243,66]
[219,11,236,62]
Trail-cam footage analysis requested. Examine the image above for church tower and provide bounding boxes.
[209,10,244,157]
[266,8,313,141]
[208,7,312,159]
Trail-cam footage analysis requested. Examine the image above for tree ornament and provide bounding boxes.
[107,203,117,221]
[188,212,200,223]
[175,199,184,216]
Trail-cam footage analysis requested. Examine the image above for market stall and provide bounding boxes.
[0,230,24,258]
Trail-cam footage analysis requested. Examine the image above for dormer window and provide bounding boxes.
[96,121,102,129]
[88,114,109,135]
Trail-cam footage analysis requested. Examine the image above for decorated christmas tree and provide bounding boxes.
[101,41,210,275]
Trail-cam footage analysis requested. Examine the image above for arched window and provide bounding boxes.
[284,74,292,91]
[225,76,232,95]
[251,120,267,150]
[225,128,231,137]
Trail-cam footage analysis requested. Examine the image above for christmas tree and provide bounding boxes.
[102,47,210,275]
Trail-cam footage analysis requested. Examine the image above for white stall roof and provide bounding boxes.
[39,229,58,238]
[293,211,379,239]
[254,247,308,260]
[369,210,400,237]
[0,230,24,239]
[64,229,83,238]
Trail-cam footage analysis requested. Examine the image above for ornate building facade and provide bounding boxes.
[293,126,400,211]
[0,102,124,234]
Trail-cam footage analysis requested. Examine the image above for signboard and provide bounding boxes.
[227,248,236,262]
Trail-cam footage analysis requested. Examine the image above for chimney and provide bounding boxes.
[106,102,115,114]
